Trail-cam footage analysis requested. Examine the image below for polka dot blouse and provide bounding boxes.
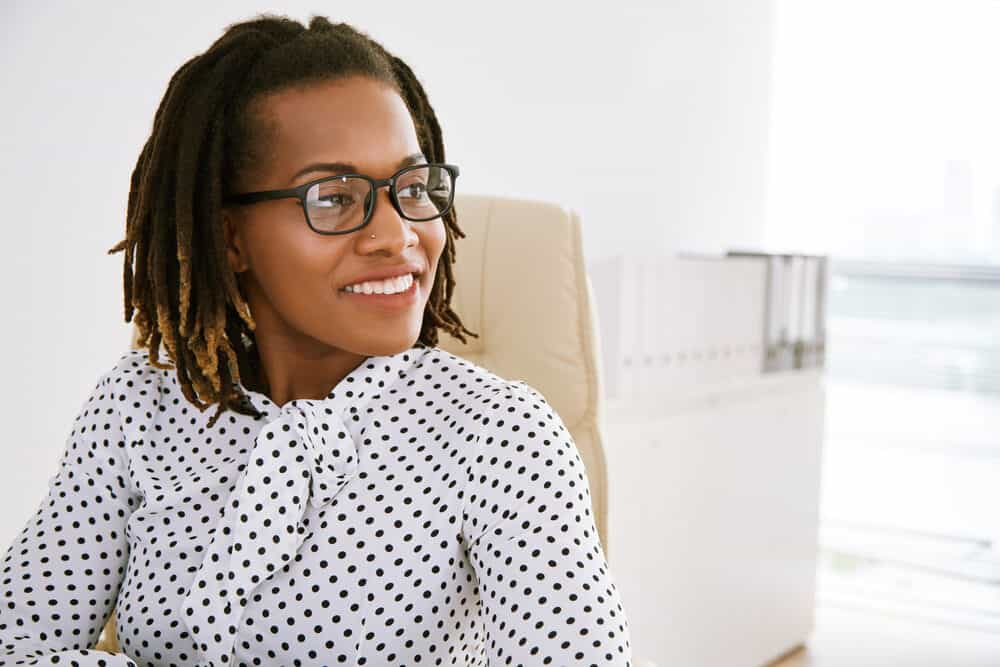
[1,345,632,666]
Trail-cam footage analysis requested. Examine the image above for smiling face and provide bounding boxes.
[222,76,447,364]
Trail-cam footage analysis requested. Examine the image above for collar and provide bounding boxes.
[180,345,430,667]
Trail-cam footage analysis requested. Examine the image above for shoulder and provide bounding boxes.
[100,347,165,396]
[420,346,546,404]
[420,347,563,440]
[58,350,149,499]
[454,356,588,511]
[88,347,167,434]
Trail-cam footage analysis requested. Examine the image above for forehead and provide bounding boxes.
[254,76,421,181]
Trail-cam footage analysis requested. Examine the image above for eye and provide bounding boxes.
[397,182,429,200]
[314,193,355,208]
[307,178,366,211]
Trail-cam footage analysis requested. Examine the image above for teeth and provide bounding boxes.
[344,273,415,295]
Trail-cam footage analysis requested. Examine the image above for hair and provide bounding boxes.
[107,13,478,428]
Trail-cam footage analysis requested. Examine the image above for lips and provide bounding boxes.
[338,263,424,291]
[338,272,418,294]
[338,273,420,307]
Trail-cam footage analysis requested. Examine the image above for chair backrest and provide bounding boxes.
[99,193,610,653]
[434,194,610,554]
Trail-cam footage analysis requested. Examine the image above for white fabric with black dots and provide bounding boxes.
[1,345,632,666]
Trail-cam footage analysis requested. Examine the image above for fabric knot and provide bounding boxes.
[180,398,362,667]
[282,402,360,508]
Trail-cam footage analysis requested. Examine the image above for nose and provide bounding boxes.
[363,185,417,250]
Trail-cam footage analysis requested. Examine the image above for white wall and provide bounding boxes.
[765,0,1000,261]
[0,0,774,549]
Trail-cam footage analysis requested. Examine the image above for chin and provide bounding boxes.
[351,330,423,357]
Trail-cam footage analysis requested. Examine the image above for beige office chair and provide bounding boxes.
[94,193,615,657]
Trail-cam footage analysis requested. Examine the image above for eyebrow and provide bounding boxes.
[290,152,427,183]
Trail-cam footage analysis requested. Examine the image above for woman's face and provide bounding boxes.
[222,75,447,359]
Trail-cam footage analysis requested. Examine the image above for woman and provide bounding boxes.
[0,14,633,666]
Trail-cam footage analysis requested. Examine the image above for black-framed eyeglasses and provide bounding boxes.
[223,163,460,235]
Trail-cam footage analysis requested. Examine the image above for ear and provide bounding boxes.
[222,208,249,274]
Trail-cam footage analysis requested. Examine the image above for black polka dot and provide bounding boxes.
[1,346,632,665]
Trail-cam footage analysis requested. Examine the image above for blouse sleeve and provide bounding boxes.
[462,380,633,666]
[0,365,141,666]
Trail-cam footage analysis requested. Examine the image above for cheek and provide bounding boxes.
[247,219,344,296]
[420,222,447,267]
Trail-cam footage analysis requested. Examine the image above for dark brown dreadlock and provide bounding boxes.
[107,13,478,429]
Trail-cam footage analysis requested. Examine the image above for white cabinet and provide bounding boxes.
[589,254,826,666]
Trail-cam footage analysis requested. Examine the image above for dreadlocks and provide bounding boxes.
[107,13,478,429]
